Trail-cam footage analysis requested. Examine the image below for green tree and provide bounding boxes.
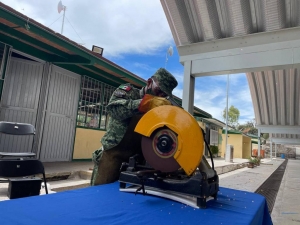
[223,105,240,128]
[262,133,269,140]
[238,119,258,135]
[261,133,269,144]
[237,119,269,143]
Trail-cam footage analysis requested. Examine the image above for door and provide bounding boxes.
[0,58,44,153]
[39,65,80,161]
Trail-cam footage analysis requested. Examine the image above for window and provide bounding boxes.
[210,129,219,146]
[77,76,115,130]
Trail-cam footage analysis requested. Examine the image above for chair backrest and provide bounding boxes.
[0,159,45,177]
[0,121,35,135]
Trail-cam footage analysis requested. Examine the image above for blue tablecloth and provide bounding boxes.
[0,182,272,225]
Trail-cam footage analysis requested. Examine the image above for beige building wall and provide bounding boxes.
[242,136,251,159]
[73,128,106,159]
[221,133,252,159]
[221,134,242,158]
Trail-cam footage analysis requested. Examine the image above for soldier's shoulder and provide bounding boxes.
[118,83,134,92]
[113,83,138,98]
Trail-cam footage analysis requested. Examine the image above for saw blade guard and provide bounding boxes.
[134,105,204,176]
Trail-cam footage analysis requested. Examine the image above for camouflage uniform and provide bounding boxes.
[91,68,178,186]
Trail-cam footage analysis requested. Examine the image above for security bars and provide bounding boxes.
[77,76,115,130]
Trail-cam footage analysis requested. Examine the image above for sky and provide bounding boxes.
[1,0,255,124]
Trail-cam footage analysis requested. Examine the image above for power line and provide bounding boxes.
[47,15,63,28]
[65,16,84,45]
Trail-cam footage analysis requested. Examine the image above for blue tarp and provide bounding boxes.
[0,182,272,225]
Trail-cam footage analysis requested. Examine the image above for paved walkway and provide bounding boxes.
[215,158,300,224]
[218,159,283,192]
[271,159,300,225]
[1,158,299,225]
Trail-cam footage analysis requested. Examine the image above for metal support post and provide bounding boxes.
[270,139,273,160]
[258,129,261,157]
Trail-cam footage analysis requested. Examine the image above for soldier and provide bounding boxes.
[91,68,178,186]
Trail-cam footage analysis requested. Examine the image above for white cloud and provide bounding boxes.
[191,74,254,124]
[1,0,173,57]
[1,0,255,124]
[133,63,155,71]
[172,88,183,99]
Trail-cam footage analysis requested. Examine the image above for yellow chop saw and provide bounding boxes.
[119,105,219,209]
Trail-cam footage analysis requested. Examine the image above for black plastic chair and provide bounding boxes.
[0,159,48,194]
[0,121,36,159]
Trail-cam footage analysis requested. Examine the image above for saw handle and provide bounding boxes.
[138,94,171,113]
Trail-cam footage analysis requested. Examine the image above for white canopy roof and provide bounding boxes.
[161,0,300,145]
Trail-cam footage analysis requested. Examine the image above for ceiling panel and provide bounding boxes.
[246,69,300,127]
[161,0,300,46]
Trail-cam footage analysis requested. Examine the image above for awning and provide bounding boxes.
[201,118,229,129]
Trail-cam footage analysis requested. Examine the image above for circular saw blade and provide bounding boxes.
[141,128,180,173]
[135,105,204,176]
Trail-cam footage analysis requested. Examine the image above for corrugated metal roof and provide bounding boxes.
[161,0,300,143]
[246,69,300,127]
[161,0,300,46]
[202,118,231,129]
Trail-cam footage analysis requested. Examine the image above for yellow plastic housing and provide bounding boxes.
[135,105,204,176]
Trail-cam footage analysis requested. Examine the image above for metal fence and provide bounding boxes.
[77,76,115,130]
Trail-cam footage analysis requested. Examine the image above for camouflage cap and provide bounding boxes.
[152,68,178,98]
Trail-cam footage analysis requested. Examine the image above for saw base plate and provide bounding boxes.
[120,185,214,209]
[119,155,219,209]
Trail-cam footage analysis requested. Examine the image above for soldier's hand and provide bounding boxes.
[138,94,171,113]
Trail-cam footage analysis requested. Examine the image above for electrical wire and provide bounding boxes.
[47,15,63,28]
[65,16,84,45]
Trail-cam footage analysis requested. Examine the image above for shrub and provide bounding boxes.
[248,157,256,163]
[248,157,260,165]
[210,145,219,156]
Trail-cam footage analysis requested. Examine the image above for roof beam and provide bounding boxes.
[0,35,62,62]
[0,5,145,86]
[57,64,120,87]
[256,125,300,135]
[0,23,70,58]
[94,60,146,87]
[0,7,94,60]
[52,55,91,64]
[82,65,132,86]
[178,27,300,76]
[201,118,224,128]
[0,26,91,65]
[270,138,300,145]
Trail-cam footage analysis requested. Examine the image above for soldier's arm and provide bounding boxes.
[106,86,142,121]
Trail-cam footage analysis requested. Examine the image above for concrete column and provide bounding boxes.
[270,139,273,160]
[275,143,277,160]
[258,129,261,157]
[182,60,195,114]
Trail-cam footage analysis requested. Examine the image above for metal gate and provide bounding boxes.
[38,65,80,162]
[0,58,44,152]
[0,57,81,162]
